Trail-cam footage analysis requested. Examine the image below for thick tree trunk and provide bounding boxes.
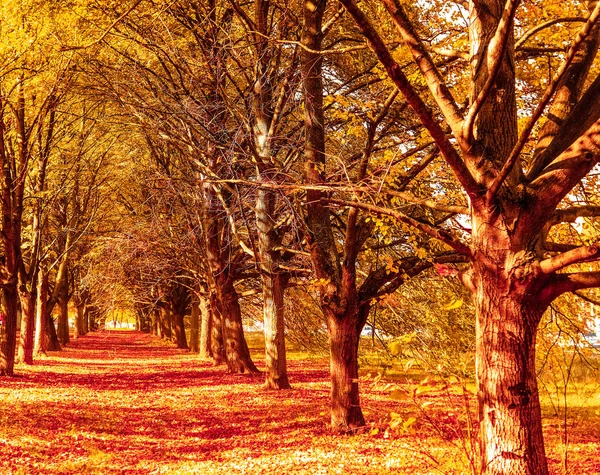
[57,295,70,345]
[74,304,86,339]
[16,289,35,365]
[209,291,225,364]
[474,275,547,475]
[46,315,61,352]
[327,306,367,431]
[219,277,258,374]
[33,270,49,356]
[0,286,19,376]
[199,295,211,359]
[470,206,550,475]
[256,183,291,389]
[87,307,97,333]
[83,306,89,334]
[173,308,188,349]
[250,0,292,389]
[150,309,158,336]
[263,272,290,389]
[190,298,200,353]
[159,307,171,340]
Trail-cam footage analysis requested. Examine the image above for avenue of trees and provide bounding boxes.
[1,1,599,474]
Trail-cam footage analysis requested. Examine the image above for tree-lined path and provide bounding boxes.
[2,1,600,473]
[0,330,598,474]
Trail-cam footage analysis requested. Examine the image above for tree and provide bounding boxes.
[300,0,469,430]
[336,0,600,473]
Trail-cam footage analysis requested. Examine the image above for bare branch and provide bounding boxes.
[540,244,600,274]
[463,0,521,143]
[380,0,464,134]
[549,271,600,298]
[488,3,600,201]
[531,118,600,209]
[200,179,469,214]
[325,198,472,256]
[528,72,600,180]
[554,205,600,224]
[515,17,587,50]
[545,242,579,253]
[337,0,480,199]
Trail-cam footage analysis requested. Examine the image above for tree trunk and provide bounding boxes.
[150,308,158,336]
[87,307,97,333]
[209,291,225,364]
[263,272,290,389]
[470,208,550,475]
[199,295,211,359]
[159,307,170,340]
[33,270,49,356]
[219,277,258,374]
[190,298,200,353]
[173,308,188,349]
[327,306,367,431]
[57,295,70,345]
[83,306,89,334]
[46,315,61,352]
[0,286,19,376]
[474,275,547,475]
[16,288,35,365]
[75,303,86,339]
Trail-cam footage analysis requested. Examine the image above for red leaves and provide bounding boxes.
[0,331,597,474]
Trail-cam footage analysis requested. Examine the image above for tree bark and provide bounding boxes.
[468,205,550,475]
[190,298,200,353]
[16,288,35,365]
[209,290,225,364]
[33,270,49,356]
[173,307,188,349]
[57,293,70,345]
[219,277,259,374]
[83,306,89,334]
[46,315,61,352]
[159,306,170,340]
[75,303,86,339]
[473,265,547,475]
[327,305,368,431]
[0,287,19,376]
[199,294,211,359]
[262,272,290,389]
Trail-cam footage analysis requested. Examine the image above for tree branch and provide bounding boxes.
[554,205,600,224]
[487,3,600,202]
[528,72,600,180]
[548,271,600,298]
[60,0,144,51]
[540,244,600,274]
[463,0,521,143]
[515,17,587,50]
[337,0,480,199]
[545,242,578,253]
[380,0,464,135]
[324,198,472,256]
[530,118,600,209]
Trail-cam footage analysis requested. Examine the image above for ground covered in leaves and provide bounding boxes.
[0,331,599,474]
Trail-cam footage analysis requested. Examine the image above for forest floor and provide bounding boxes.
[0,331,599,475]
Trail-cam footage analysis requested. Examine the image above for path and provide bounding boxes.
[1,331,597,474]
[0,331,403,475]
